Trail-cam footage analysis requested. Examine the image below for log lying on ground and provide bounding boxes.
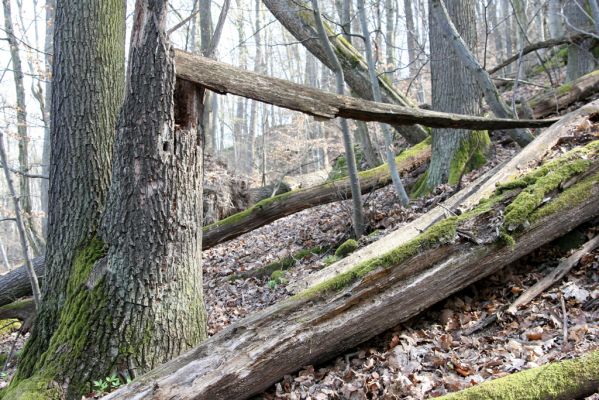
[0,256,43,308]
[291,99,599,292]
[529,69,599,118]
[105,139,599,399]
[202,140,432,249]
[0,298,35,322]
[488,33,592,75]
[175,50,558,130]
[438,350,599,400]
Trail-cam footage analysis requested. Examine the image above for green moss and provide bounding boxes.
[328,146,366,180]
[0,375,62,400]
[335,239,359,257]
[499,230,516,247]
[323,255,340,266]
[498,140,598,229]
[0,319,20,335]
[271,270,285,281]
[557,82,573,96]
[438,350,599,400]
[358,137,431,182]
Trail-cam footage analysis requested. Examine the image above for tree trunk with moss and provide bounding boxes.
[3,1,207,398]
[415,0,488,196]
[262,0,429,144]
[106,137,599,400]
[565,0,597,82]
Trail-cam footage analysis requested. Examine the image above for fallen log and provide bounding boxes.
[202,139,431,249]
[105,138,599,399]
[488,33,592,75]
[438,350,599,400]
[175,50,559,130]
[291,99,599,292]
[0,256,43,307]
[529,69,599,118]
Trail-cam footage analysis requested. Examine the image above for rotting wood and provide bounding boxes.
[506,234,599,314]
[103,144,599,400]
[291,100,599,293]
[175,50,558,130]
[529,69,599,118]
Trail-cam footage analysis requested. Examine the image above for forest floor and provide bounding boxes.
[1,68,599,399]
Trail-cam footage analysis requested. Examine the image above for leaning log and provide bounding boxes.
[529,69,599,118]
[175,50,559,130]
[292,99,599,292]
[202,140,432,249]
[105,139,599,400]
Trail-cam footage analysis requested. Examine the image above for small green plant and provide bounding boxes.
[93,374,123,396]
[323,254,340,266]
[335,239,359,257]
[267,270,288,288]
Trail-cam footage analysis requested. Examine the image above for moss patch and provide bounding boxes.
[502,141,598,229]
[0,319,20,336]
[335,239,359,257]
[438,350,599,399]
[0,375,62,400]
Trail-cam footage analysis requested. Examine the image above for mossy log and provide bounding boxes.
[202,139,432,249]
[438,350,599,400]
[529,69,599,118]
[292,99,599,293]
[104,140,599,399]
[175,50,558,131]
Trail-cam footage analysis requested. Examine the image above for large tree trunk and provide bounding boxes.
[565,0,597,82]
[262,0,429,144]
[415,0,487,196]
[14,0,127,384]
[3,1,207,399]
[105,138,599,400]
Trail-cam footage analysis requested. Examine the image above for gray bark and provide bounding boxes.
[311,0,364,237]
[430,0,534,147]
[565,0,597,81]
[262,0,429,144]
[358,0,409,205]
[547,0,564,39]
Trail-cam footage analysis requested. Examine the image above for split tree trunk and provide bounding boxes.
[105,139,599,400]
[262,0,429,144]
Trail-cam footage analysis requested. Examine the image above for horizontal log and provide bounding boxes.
[105,148,599,399]
[0,256,44,307]
[175,50,559,130]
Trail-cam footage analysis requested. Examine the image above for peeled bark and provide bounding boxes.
[175,50,558,130]
[105,137,599,400]
[262,0,429,144]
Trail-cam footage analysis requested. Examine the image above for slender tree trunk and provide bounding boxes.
[5,1,207,399]
[547,0,564,39]
[2,0,42,254]
[404,0,422,101]
[311,0,364,238]
[415,0,488,195]
[12,0,127,390]
[565,0,597,81]
[40,0,55,238]
[503,0,513,75]
[385,0,395,81]
[358,0,409,205]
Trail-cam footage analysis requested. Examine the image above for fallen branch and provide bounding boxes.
[506,234,599,314]
[175,51,558,130]
[488,33,592,75]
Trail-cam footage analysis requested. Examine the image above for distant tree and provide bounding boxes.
[565,0,597,81]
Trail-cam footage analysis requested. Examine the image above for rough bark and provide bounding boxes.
[105,140,599,400]
[262,0,429,144]
[175,50,558,130]
[529,69,599,118]
[4,1,207,399]
[0,256,44,307]
[437,351,599,400]
[430,0,534,147]
[14,0,127,381]
[565,0,597,82]
[415,0,486,195]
